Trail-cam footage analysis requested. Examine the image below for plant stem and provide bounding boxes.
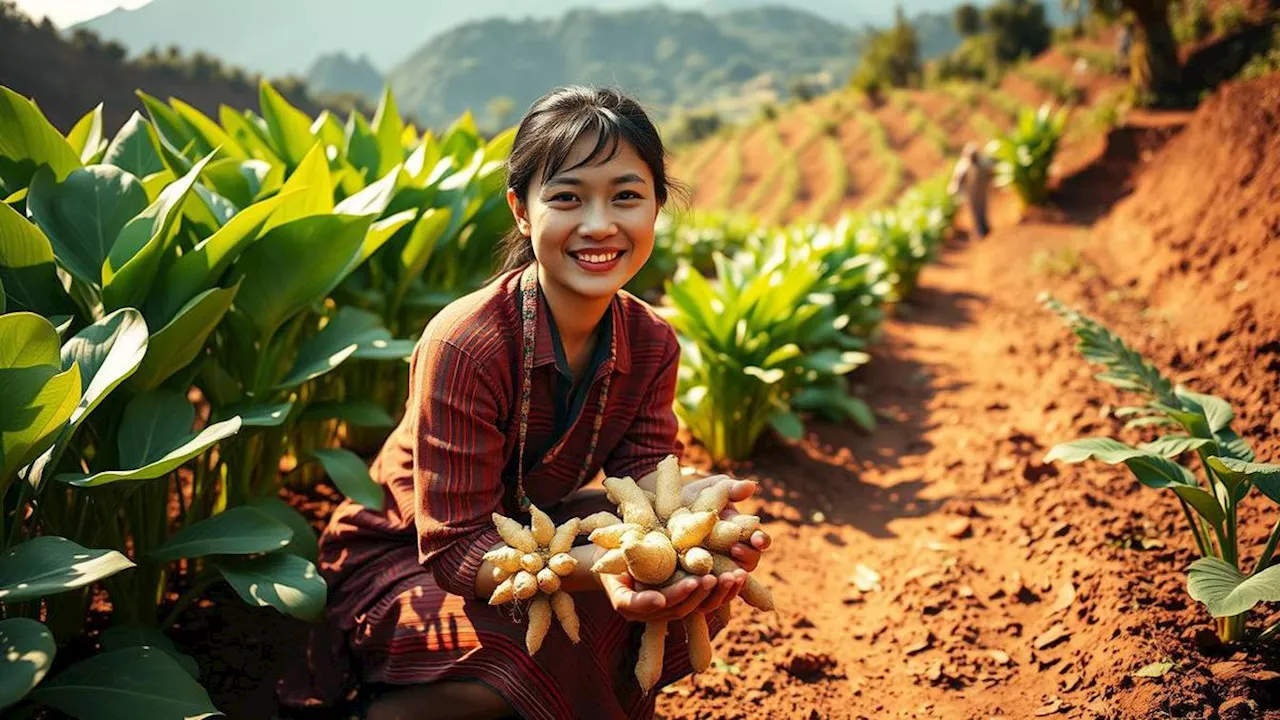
[1176,497,1212,558]
[161,573,217,629]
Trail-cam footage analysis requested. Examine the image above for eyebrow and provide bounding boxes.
[546,173,647,187]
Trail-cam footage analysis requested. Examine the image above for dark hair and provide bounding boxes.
[496,86,686,273]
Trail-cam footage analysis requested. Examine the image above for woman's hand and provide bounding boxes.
[679,475,773,572]
[601,571,746,623]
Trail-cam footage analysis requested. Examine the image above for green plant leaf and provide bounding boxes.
[372,87,405,179]
[1187,556,1280,617]
[351,210,415,272]
[0,313,82,488]
[393,207,452,308]
[60,308,149,431]
[0,618,55,710]
[218,402,293,428]
[0,536,134,603]
[301,401,395,428]
[33,646,220,720]
[246,498,319,563]
[1043,438,1197,488]
[215,552,326,622]
[260,143,334,234]
[230,213,372,342]
[66,104,105,164]
[769,410,804,441]
[1171,485,1225,529]
[26,165,148,288]
[129,283,237,392]
[57,390,241,487]
[277,308,389,388]
[157,192,288,323]
[170,98,244,162]
[98,624,199,679]
[259,80,316,169]
[309,447,383,509]
[1213,428,1256,463]
[1176,387,1234,433]
[136,91,197,158]
[102,112,164,177]
[0,201,73,318]
[1208,456,1280,505]
[151,506,293,561]
[101,152,214,311]
[0,86,81,190]
[1138,436,1214,458]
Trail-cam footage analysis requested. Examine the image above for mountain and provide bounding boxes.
[385,5,859,130]
[306,52,384,99]
[72,0,1042,78]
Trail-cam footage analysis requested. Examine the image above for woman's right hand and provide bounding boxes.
[600,572,743,623]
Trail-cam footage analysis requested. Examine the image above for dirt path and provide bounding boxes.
[661,111,1280,719]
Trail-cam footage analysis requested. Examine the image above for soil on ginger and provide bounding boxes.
[156,78,1280,720]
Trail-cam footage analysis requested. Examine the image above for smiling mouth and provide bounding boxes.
[568,249,625,264]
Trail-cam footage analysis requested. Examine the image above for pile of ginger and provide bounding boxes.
[485,456,773,692]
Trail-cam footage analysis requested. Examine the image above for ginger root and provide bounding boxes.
[588,455,775,692]
[485,504,586,654]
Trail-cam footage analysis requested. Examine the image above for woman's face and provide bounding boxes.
[508,133,658,304]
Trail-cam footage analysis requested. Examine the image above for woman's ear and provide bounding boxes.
[506,188,531,237]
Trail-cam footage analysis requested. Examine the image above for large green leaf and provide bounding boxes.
[129,283,238,392]
[0,313,82,487]
[26,165,148,288]
[0,202,72,317]
[353,210,415,272]
[393,207,452,307]
[310,447,384,510]
[261,144,333,233]
[66,104,106,164]
[1188,556,1280,617]
[344,110,380,182]
[247,498,319,563]
[0,86,81,190]
[98,624,199,680]
[372,87,405,179]
[151,505,293,561]
[101,152,214,311]
[0,536,134,603]
[156,192,288,323]
[57,390,241,487]
[259,81,316,169]
[33,646,220,720]
[1171,484,1225,529]
[1176,387,1235,434]
[215,552,326,621]
[136,91,197,158]
[277,308,389,389]
[1043,437,1198,488]
[230,213,372,341]
[217,402,293,428]
[102,113,164,178]
[1139,435,1214,458]
[1208,456,1280,505]
[60,308,148,430]
[0,618,55,710]
[170,98,244,162]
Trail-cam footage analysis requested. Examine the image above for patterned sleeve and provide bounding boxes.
[411,337,507,598]
[603,328,684,481]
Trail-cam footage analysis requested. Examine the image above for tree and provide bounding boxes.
[1066,0,1180,103]
[985,0,1051,63]
[955,4,984,36]
[849,6,922,95]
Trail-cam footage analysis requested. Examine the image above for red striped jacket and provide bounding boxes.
[367,265,684,599]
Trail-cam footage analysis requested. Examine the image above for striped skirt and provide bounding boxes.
[278,491,725,720]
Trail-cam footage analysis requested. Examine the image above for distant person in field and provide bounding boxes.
[1117,21,1133,75]
[278,85,771,720]
[948,141,994,238]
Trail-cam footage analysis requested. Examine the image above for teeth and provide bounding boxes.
[577,251,619,264]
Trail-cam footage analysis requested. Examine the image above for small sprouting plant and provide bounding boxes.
[1042,296,1280,643]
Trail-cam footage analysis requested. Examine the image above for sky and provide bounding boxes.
[11,0,151,27]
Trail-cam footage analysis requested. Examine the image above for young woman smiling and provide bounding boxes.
[279,86,771,720]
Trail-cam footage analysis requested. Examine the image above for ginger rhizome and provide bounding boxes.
[588,455,774,692]
[485,504,582,655]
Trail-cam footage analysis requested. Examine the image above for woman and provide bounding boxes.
[279,86,771,720]
[948,141,994,239]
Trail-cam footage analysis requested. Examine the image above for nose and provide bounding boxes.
[578,201,619,240]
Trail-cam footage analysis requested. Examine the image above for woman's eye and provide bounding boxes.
[549,192,578,203]
[615,190,642,201]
